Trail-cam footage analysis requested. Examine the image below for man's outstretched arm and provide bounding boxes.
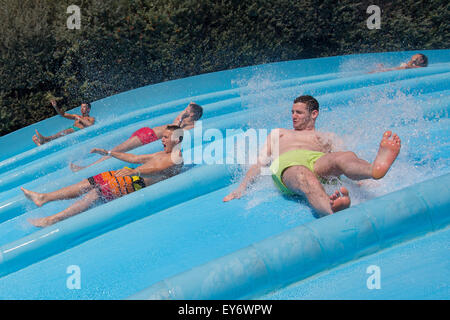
[223,129,277,202]
[91,148,153,164]
[222,163,263,202]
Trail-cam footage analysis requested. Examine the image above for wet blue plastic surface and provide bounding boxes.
[0,50,449,299]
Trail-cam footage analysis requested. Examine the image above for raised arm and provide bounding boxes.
[51,99,78,120]
[223,129,277,202]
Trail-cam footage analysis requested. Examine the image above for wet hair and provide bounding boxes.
[82,102,91,109]
[188,102,203,121]
[293,95,319,113]
[413,54,428,67]
[166,125,184,142]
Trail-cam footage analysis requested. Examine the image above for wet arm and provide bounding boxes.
[108,151,153,164]
[223,130,275,201]
[91,148,153,164]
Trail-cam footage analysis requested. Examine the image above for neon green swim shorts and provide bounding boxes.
[270,149,325,195]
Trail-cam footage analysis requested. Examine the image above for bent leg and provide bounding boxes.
[29,189,101,227]
[282,165,350,217]
[21,179,93,207]
[314,151,372,180]
[36,128,74,144]
[46,128,75,141]
[314,131,401,180]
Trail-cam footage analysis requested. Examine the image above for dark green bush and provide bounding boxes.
[0,0,448,136]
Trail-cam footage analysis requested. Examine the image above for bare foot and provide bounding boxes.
[21,187,46,207]
[329,187,351,213]
[32,135,41,146]
[70,162,85,172]
[372,131,401,179]
[35,129,46,144]
[28,217,53,228]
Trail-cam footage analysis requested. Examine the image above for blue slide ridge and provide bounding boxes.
[0,50,449,299]
[128,173,450,300]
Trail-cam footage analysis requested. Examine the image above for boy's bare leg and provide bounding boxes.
[35,128,74,144]
[21,179,93,207]
[282,165,350,217]
[28,189,101,227]
[70,136,143,172]
[314,131,401,180]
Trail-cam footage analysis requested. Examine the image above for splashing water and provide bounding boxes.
[231,70,448,212]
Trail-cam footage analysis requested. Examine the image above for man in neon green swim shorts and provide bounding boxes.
[223,95,401,217]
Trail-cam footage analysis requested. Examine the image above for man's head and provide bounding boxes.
[409,54,428,67]
[292,95,319,130]
[188,102,203,121]
[162,125,184,152]
[80,102,91,116]
[179,102,203,125]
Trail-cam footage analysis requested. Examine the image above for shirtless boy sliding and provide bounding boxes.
[223,95,401,217]
[33,99,95,146]
[22,125,184,227]
[370,53,428,73]
[70,102,202,172]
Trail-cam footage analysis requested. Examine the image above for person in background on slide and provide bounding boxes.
[223,95,401,217]
[370,53,428,73]
[32,99,95,146]
[70,102,203,172]
[22,125,184,227]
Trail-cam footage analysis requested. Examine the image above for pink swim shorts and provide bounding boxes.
[130,127,158,145]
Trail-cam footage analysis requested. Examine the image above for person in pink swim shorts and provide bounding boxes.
[70,102,202,172]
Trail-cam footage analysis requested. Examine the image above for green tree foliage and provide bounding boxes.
[0,0,448,136]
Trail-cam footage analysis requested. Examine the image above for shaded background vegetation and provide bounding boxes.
[0,0,448,136]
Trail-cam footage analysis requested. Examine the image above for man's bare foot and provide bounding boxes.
[372,131,401,179]
[32,135,41,146]
[329,187,351,213]
[35,129,46,144]
[21,187,46,207]
[70,162,85,172]
[28,217,54,228]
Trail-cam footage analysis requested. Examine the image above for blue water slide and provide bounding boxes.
[0,50,448,299]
